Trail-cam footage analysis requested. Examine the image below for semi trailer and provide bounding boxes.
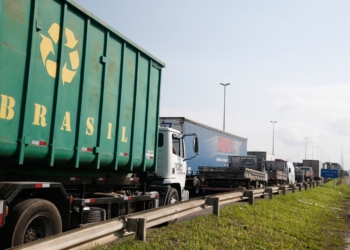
[295,167,314,182]
[267,170,288,186]
[0,0,198,248]
[266,160,295,184]
[303,160,322,181]
[198,156,268,191]
[159,117,247,194]
[247,151,275,161]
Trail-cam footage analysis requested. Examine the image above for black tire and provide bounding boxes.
[82,207,106,223]
[70,207,106,228]
[0,199,62,248]
[166,188,179,205]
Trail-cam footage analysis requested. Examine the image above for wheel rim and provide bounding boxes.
[170,195,177,204]
[195,184,200,194]
[24,216,53,243]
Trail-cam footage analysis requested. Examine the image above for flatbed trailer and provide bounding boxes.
[267,170,288,185]
[295,168,314,182]
[199,166,267,190]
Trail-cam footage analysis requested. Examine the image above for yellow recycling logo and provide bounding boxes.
[39,23,80,85]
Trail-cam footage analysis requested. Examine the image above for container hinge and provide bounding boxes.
[24,136,32,145]
[36,20,42,31]
[101,56,107,64]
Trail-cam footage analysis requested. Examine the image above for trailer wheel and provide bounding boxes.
[167,188,179,205]
[70,207,106,228]
[7,199,62,247]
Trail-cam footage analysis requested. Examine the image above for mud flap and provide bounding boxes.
[0,200,6,228]
[147,184,171,207]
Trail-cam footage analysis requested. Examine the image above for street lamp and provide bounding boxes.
[316,145,319,160]
[297,151,300,163]
[220,83,230,131]
[311,143,314,160]
[341,145,344,168]
[305,138,308,160]
[270,121,277,155]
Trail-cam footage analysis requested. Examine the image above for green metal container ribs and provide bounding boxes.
[0,0,165,174]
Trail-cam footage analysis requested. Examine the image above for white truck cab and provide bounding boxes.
[156,127,198,204]
[286,162,295,184]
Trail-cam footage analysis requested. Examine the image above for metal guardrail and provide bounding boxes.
[10,181,321,249]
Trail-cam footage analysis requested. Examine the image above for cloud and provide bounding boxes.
[274,83,350,120]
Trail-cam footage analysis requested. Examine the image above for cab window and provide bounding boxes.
[158,133,163,147]
[172,134,183,157]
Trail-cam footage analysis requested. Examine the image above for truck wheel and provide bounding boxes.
[70,207,106,228]
[167,188,179,205]
[7,199,62,247]
[192,178,200,196]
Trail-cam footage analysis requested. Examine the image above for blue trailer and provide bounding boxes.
[159,117,247,194]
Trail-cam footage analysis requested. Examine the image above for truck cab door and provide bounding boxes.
[171,134,186,186]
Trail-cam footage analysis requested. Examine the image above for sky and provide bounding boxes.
[75,0,350,169]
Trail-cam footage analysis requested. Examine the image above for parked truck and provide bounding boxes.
[248,151,275,161]
[159,117,247,194]
[198,156,268,191]
[295,167,314,182]
[0,1,198,248]
[267,169,288,186]
[303,160,322,181]
[266,160,295,184]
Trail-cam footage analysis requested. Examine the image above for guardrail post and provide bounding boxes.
[279,186,287,195]
[127,218,147,241]
[265,188,273,199]
[312,182,315,188]
[207,197,220,217]
[296,183,302,192]
[309,182,312,188]
[289,184,295,193]
[137,218,146,241]
[316,181,319,186]
[243,190,254,205]
[303,183,308,190]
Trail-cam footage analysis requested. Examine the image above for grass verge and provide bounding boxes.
[93,179,350,250]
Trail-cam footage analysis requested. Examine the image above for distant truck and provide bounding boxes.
[248,151,275,161]
[266,160,295,184]
[303,160,322,180]
[295,167,314,182]
[198,156,268,191]
[159,117,247,194]
[267,170,288,186]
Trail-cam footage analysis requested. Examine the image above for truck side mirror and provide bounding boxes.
[183,133,198,162]
[193,137,198,154]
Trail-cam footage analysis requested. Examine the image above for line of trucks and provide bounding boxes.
[0,0,340,248]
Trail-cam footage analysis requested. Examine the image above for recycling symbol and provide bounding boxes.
[39,23,80,85]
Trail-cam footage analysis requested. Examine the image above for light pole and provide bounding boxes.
[341,145,344,168]
[270,121,277,155]
[220,83,230,131]
[297,151,300,163]
[305,138,308,160]
[316,145,318,160]
[311,143,314,160]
